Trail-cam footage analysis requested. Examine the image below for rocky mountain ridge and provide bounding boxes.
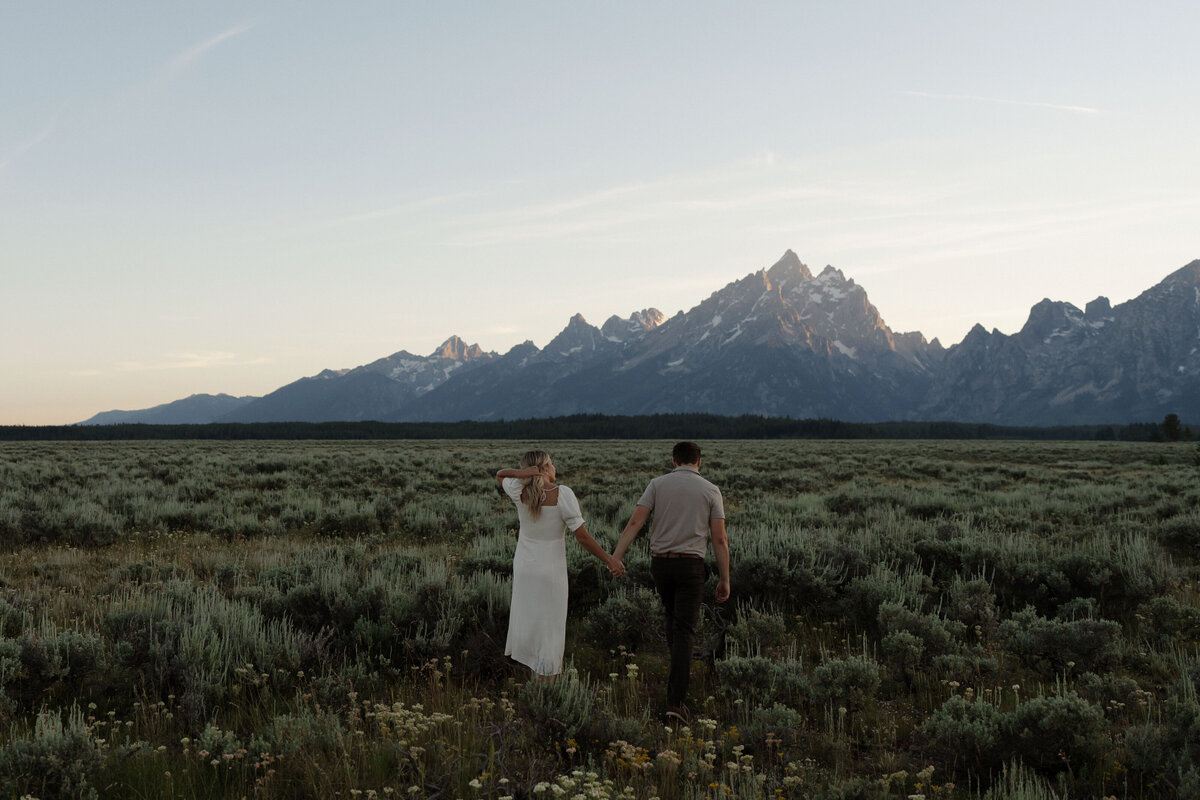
[921,259,1200,424]
[77,253,1200,426]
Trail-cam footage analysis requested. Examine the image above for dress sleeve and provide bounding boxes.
[501,477,524,505]
[557,486,585,532]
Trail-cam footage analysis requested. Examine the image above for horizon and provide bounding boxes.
[3,3,1199,424]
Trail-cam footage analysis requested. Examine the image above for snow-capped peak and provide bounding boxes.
[601,308,665,342]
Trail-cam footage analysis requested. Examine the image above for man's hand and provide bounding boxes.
[608,559,626,578]
[715,579,730,603]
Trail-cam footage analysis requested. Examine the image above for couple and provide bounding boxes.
[495,441,730,719]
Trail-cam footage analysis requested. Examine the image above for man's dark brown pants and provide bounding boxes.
[650,556,706,710]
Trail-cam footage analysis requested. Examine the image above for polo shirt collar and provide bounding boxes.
[673,465,701,475]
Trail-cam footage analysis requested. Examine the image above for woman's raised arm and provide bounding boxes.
[495,465,542,485]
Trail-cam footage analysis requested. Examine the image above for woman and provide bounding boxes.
[496,450,624,677]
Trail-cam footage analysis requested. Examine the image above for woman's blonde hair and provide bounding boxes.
[518,450,551,519]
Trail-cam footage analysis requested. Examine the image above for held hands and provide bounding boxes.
[606,557,626,578]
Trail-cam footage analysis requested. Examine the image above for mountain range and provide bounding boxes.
[79,251,1200,426]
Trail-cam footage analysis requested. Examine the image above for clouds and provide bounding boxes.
[164,21,255,76]
[0,109,62,172]
[1,18,255,190]
[73,352,269,375]
[324,192,484,227]
[421,154,922,249]
[899,90,1100,115]
[142,20,255,92]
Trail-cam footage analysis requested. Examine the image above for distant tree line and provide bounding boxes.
[1150,412,1194,442]
[0,413,1186,441]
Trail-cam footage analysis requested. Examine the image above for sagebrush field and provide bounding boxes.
[1,439,1197,799]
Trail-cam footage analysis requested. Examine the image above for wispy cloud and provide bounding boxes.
[435,154,943,248]
[899,90,1100,114]
[758,194,1200,276]
[172,21,255,70]
[115,352,268,372]
[0,109,64,171]
[154,20,255,85]
[323,191,483,227]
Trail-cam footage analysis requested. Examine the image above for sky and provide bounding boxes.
[3,2,1199,425]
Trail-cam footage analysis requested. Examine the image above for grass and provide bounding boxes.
[0,438,1197,798]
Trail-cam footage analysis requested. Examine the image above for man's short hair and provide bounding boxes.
[673,441,702,465]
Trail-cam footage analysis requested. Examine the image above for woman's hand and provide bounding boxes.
[498,465,543,481]
[606,558,626,578]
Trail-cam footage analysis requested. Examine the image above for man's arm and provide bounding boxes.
[710,517,730,603]
[611,504,650,565]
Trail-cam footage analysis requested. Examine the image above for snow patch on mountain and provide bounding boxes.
[833,341,857,358]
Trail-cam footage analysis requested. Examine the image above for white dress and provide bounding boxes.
[501,478,584,676]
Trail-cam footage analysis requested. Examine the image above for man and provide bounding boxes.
[611,441,730,722]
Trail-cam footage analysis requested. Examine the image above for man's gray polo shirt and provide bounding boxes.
[637,465,725,557]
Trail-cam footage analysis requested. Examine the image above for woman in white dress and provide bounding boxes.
[495,450,625,677]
